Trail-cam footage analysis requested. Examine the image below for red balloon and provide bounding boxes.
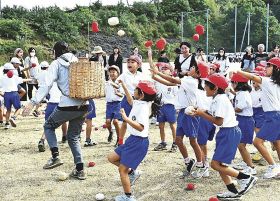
[195,24,205,35]
[91,21,99,33]
[193,34,199,42]
[156,38,166,50]
[144,40,153,48]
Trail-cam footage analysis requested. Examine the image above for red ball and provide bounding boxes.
[193,34,199,42]
[91,21,99,33]
[31,63,37,67]
[102,124,107,129]
[186,183,195,190]
[195,24,205,35]
[144,40,153,48]
[88,161,95,167]
[209,197,219,201]
[7,70,13,78]
[156,38,166,50]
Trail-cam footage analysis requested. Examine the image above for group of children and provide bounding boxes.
[1,41,280,201]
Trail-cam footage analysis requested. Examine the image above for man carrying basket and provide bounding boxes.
[22,41,88,180]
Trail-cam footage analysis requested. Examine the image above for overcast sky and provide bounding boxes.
[1,0,149,9]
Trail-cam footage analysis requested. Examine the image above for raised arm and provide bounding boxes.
[236,70,262,84]
[118,79,133,105]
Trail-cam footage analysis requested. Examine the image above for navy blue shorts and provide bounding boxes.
[157,104,176,123]
[45,103,58,120]
[212,126,241,164]
[86,99,96,119]
[197,117,216,145]
[121,96,132,116]
[253,107,265,129]
[106,101,121,120]
[4,91,21,110]
[257,111,280,142]
[115,135,149,170]
[176,109,200,138]
[237,115,255,144]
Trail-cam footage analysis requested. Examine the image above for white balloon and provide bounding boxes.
[108,17,119,26]
[95,193,105,200]
[117,30,125,36]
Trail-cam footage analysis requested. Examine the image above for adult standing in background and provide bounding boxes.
[14,48,28,101]
[108,46,123,74]
[24,47,40,99]
[212,47,229,75]
[89,46,109,80]
[241,46,255,72]
[132,47,143,72]
[255,44,268,66]
[268,44,280,59]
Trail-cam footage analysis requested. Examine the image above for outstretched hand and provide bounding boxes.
[22,102,35,117]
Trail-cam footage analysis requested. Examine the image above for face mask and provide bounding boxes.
[30,52,35,57]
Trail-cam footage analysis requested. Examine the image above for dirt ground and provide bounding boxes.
[0,98,279,201]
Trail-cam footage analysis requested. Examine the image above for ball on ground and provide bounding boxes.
[186,183,195,190]
[57,171,68,181]
[95,193,105,200]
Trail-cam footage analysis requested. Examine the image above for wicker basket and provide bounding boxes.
[69,61,105,99]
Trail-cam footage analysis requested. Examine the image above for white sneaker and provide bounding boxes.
[232,161,247,170]
[238,175,258,195]
[263,165,280,179]
[217,191,241,200]
[242,166,257,175]
[150,117,157,124]
[128,170,141,186]
[191,167,209,178]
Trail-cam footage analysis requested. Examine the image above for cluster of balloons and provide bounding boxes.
[193,24,205,42]
[91,17,125,36]
[144,38,167,51]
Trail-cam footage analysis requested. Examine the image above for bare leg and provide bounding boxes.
[175,136,188,158]
[85,119,92,140]
[199,144,207,163]
[113,119,120,138]
[238,143,254,167]
[169,123,176,143]
[159,122,165,142]
[189,137,202,162]
[273,140,280,161]
[119,164,131,194]
[253,137,275,165]
[106,119,112,133]
[118,122,127,144]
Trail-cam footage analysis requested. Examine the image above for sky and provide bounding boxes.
[1,0,149,9]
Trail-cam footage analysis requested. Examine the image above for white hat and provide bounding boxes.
[4,63,15,70]
[40,61,49,68]
[10,57,21,64]
[91,46,106,54]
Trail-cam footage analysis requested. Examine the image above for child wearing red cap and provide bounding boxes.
[116,55,143,146]
[152,62,178,152]
[192,73,257,200]
[234,57,280,179]
[150,57,207,179]
[0,63,31,129]
[230,73,256,175]
[107,80,157,201]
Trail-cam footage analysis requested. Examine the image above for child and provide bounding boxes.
[234,57,280,179]
[116,55,143,146]
[153,62,178,152]
[231,73,256,175]
[150,54,206,178]
[0,63,31,129]
[84,99,97,147]
[107,80,157,201]
[105,65,123,144]
[193,73,257,200]
[36,61,67,152]
[10,57,27,99]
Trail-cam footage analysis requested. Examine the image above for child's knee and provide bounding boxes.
[210,160,218,170]
[189,138,198,147]
[175,137,183,145]
[112,119,118,125]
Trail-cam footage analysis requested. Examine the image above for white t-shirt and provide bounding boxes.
[48,82,61,103]
[235,91,253,116]
[197,89,212,111]
[209,94,238,127]
[128,100,150,138]
[212,57,229,74]
[175,76,198,109]
[260,77,280,112]
[105,80,123,102]
[117,71,143,95]
[155,81,178,105]
[250,88,262,108]
[0,75,23,92]
[179,54,192,73]
[35,70,48,87]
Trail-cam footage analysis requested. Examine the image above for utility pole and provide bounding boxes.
[0,0,2,17]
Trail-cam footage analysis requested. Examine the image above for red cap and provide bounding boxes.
[253,66,266,76]
[137,80,157,95]
[7,70,14,78]
[204,73,229,90]
[267,57,280,69]
[213,63,220,69]
[255,66,265,71]
[231,73,249,83]
[197,61,210,78]
[127,55,142,66]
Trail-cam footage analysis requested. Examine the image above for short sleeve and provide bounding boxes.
[235,93,247,110]
[181,77,197,92]
[213,97,226,118]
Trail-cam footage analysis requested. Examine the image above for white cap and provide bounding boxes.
[40,61,49,68]
[4,63,15,70]
[10,57,21,64]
